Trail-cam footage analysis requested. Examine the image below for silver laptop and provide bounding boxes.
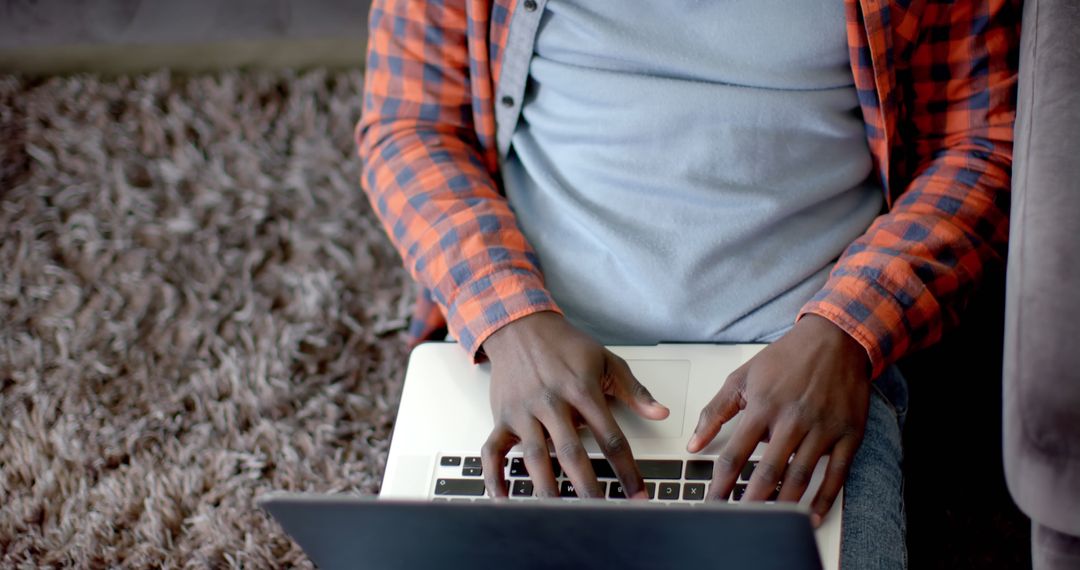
[264,342,842,569]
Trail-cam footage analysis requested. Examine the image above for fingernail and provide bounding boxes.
[632,489,648,500]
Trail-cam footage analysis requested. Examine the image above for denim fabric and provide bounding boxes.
[840,365,909,569]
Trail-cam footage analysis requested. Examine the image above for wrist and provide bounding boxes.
[798,314,872,379]
[481,311,563,361]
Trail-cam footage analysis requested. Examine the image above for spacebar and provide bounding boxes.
[637,460,682,480]
[435,478,486,496]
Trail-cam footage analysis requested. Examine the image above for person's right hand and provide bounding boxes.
[480,311,670,501]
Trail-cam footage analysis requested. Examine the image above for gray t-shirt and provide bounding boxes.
[500,0,883,344]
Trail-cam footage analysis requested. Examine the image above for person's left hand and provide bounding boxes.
[686,315,872,527]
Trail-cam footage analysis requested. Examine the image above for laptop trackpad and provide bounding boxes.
[608,359,689,439]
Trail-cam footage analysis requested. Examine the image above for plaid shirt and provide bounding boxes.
[358,0,1021,378]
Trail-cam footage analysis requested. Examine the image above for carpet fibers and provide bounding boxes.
[0,70,414,568]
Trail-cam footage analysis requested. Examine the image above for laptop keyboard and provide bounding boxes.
[431,454,772,504]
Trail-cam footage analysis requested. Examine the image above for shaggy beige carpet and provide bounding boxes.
[0,70,414,567]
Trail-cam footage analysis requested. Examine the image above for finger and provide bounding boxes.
[538,403,603,499]
[777,432,831,503]
[516,419,558,498]
[810,436,860,527]
[688,369,746,453]
[481,424,516,498]
[575,396,646,500]
[607,356,669,420]
[743,418,807,502]
[707,412,767,501]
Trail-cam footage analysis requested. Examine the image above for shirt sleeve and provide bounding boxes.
[800,0,1021,378]
[357,0,561,358]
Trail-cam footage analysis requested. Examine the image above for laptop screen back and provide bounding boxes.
[260,495,822,570]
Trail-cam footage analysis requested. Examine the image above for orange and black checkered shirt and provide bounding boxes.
[358,0,1021,378]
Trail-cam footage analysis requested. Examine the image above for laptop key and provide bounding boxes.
[508,456,562,478]
[511,480,534,497]
[462,467,482,477]
[559,480,577,498]
[657,482,680,501]
[435,478,486,496]
[509,458,528,477]
[740,461,757,482]
[590,459,617,479]
[638,460,682,480]
[683,483,705,501]
[464,457,482,468]
[732,483,747,502]
[685,460,713,481]
[440,456,462,467]
[612,481,657,499]
[551,457,562,478]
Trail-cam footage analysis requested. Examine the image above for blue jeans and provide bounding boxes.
[840,365,909,569]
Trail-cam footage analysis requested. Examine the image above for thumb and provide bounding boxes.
[607,355,670,420]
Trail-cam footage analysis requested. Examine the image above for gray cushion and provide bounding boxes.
[0,0,369,49]
[1004,0,1080,539]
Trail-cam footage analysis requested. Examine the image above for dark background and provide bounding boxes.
[900,271,1031,569]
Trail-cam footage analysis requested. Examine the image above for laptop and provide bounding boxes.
[262,342,843,569]
[261,495,823,569]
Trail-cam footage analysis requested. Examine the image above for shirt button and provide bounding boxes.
[524,0,538,11]
[500,95,515,107]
